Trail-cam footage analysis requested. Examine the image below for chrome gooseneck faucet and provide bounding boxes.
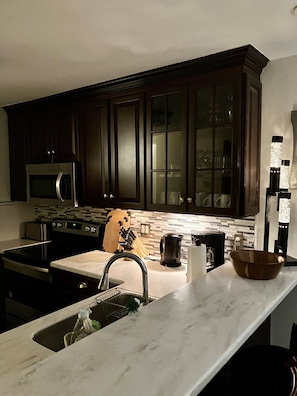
[98,252,149,305]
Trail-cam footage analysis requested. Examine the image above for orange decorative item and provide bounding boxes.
[230,250,285,280]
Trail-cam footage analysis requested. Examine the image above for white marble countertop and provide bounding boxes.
[1,250,297,395]
[51,250,187,298]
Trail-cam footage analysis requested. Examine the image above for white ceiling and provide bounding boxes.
[1,0,297,107]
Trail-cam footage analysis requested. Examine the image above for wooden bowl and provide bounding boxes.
[230,250,285,280]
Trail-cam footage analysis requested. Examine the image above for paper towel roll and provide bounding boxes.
[187,244,207,282]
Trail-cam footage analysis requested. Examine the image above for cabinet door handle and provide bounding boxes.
[179,196,184,203]
[110,193,114,199]
[187,197,193,203]
[77,281,87,289]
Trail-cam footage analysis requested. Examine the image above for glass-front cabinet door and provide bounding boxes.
[146,85,187,211]
[188,79,237,214]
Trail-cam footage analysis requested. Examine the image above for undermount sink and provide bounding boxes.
[32,290,155,352]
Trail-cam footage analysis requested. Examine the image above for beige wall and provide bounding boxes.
[256,54,297,258]
[0,108,34,240]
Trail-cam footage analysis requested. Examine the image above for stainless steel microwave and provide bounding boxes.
[26,162,79,207]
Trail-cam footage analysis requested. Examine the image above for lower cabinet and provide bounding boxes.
[52,269,101,310]
[52,268,118,311]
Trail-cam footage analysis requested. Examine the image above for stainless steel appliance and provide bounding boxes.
[2,219,105,330]
[26,162,80,207]
[191,231,225,270]
[25,221,50,241]
[160,233,183,267]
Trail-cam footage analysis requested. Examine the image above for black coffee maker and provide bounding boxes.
[160,233,183,267]
[191,231,225,269]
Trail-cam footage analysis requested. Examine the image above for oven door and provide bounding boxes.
[2,258,53,330]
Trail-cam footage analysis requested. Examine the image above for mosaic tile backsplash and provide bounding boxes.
[35,205,255,263]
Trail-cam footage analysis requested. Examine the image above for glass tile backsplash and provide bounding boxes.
[35,206,255,262]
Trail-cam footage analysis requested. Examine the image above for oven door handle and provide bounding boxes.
[56,172,64,203]
[2,257,51,282]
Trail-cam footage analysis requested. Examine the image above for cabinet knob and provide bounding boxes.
[51,150,55,154]
[47,150,51,155]
[103,193,109,199]
[179,196,184,204]
[77,281,87,289]
[187,197,193,203]
[110,193,114,199]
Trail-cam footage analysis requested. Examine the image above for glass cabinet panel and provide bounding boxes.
[193,83,233,210]
[152,133,165,169]
[149,92,183,206]
[168,131,181,169]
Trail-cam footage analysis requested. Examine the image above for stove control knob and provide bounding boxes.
[84,226,91,232]
[57,222,62,228]
[90,227,96,233]
[52,222,56,228]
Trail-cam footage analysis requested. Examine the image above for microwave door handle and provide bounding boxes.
[56,172,64,203]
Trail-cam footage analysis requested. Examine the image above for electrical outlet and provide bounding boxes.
[233,233,243,250]
[140,223,150,236]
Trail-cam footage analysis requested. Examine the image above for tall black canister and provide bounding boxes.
[160,233,183,267]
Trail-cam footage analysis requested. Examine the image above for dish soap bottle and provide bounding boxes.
[70,308,96,344]
[187,238,207,282]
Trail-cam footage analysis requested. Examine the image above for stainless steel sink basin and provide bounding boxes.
[32,290,154,352]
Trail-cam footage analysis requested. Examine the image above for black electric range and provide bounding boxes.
[1,219,105,330]
[3,219,105,270]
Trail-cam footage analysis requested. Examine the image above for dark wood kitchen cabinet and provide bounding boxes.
[78,97,109,207]
[146,47,268,217]
[7,109,30,201]
[30,102,79,164]
[107,92,145,209]
[52,268,117,310]
[6,100,79,201]
[187,74,262,217]
[52,269,100,310]
[78,92,145,209]
[146,85,188,211]
[5,45,268,216]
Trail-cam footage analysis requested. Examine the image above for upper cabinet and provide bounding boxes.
[7,109,30,201]
[78,97,109,207]
[78,91,145,209]
[30,102,79,163]
[5,45,268,217]
[188,76,238,216]
[108,92,145,210]
[146,47,267,217]
[146,85,188,211]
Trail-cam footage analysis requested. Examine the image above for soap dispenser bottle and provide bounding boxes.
[187,238,207,282]
[70,308,95,344]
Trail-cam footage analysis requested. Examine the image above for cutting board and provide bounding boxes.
[103,209,131,253]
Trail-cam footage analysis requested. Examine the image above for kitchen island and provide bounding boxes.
[0,250,297,395]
